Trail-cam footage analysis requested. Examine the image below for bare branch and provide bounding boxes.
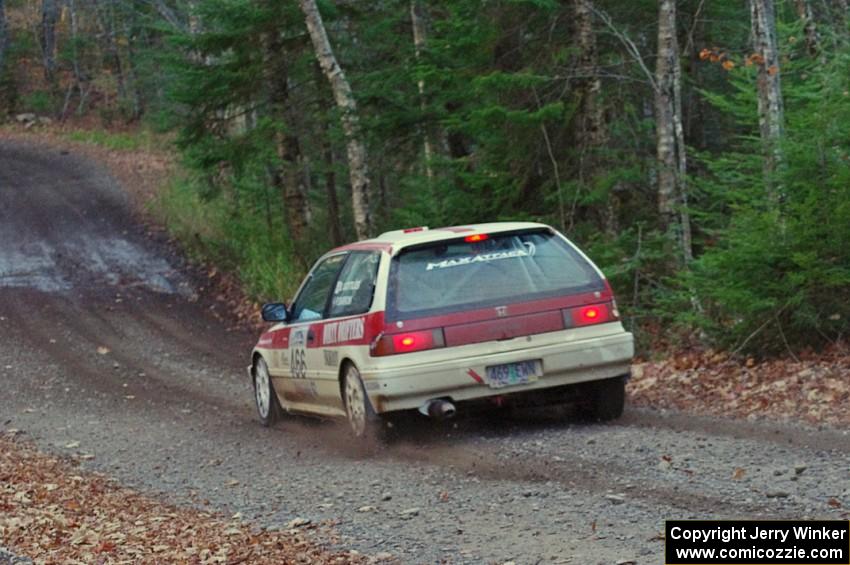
[588,4,658,92]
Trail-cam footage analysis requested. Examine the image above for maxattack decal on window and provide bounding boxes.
[332,279,364,307]
[425,248,529,271]
[322,317,365,345]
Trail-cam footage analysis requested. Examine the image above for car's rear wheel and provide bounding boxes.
[342,363,380,440]
[254,358,281,427]
[588,376,625,421]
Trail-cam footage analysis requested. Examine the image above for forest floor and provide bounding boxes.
[0,434,373,565]
[1,123,848,565]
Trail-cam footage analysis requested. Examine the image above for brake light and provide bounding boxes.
[403,226,429,233]
[563,303,615,328]
[464,233,489,243]
[581,306,600,322]
[371,329,446,356]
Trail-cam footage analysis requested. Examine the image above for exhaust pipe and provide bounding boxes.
[419,399,457,420]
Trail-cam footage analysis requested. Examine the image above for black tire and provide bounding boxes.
[588,376,626,421]
[342,363,383,442]
[253,357,282,427]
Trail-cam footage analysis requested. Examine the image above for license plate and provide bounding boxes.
[485,360,541,389]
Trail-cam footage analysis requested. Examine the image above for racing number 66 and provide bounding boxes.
[291,348,307,379]
[289,327,308,379]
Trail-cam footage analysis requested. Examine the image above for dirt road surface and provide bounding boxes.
[1,139,849,564]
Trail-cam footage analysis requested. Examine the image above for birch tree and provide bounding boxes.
[655,0,693,263]
[749,0,785,188]
[299,0,372,240]
[410,0,439,183]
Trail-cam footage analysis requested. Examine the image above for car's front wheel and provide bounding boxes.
[253,357,281,427]
[342,363,380,440]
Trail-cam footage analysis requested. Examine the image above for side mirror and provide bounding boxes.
[261,303,289,323]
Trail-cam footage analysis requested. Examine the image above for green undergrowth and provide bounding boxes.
[152,175,304,303]
[64,128,160,152]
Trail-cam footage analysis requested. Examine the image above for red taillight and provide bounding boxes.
[371,329,446,356]
[403,226,428,233]
[464,233,489,243]
[564,302,615,328]
[581,306,601,322]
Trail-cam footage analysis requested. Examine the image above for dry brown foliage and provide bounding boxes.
[0,434,374,564]
[629,343,850,427]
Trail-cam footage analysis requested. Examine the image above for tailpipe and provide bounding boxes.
[419,399,456,420]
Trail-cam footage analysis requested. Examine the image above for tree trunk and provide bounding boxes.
[749,0,785,191]
[655,0,679,230]
[299,0,372,240]
[122,14,144,119]
[323,138,343,247]
[655,0,693,264]
[794,0,820,55]
[92,0,127,104]
[0,0,7,71]
[573,0,611,234]
[40,0,58,84]
[315,61,344,247]
[62,0,83,119]
[0,0,7,73]
[265,29,311,260]
[410,0,436,183]
[574,0,606,151]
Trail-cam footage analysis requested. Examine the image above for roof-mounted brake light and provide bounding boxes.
[464,233,489,243]
[403,226,429,233]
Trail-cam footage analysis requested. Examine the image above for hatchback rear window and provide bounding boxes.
[387,229,604,320]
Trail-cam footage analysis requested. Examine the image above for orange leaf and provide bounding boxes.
[767,65,779,76]
[722,60,735,71]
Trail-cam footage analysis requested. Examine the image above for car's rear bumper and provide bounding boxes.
[361,329,633,414]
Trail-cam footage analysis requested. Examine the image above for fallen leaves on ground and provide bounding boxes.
[629,342,850,427]
[0,434,374,564]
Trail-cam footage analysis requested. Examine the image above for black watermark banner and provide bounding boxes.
[666,520,850,565]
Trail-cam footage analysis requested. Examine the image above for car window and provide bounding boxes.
[387,229,604,320]
[329,252,380,318]
[290,254,348,322]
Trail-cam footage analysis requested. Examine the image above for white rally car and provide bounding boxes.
[250,222,633,438]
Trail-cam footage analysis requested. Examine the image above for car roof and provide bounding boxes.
[329,222,553,255]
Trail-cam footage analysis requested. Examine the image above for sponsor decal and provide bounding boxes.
[335,279,362,294]
[332,295,354,307]
[425,248,529,271]
[323,349,339,367]
[257,336,273,347]
[322,317,365,345]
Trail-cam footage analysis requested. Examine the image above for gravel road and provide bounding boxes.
[1,140,848,564]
